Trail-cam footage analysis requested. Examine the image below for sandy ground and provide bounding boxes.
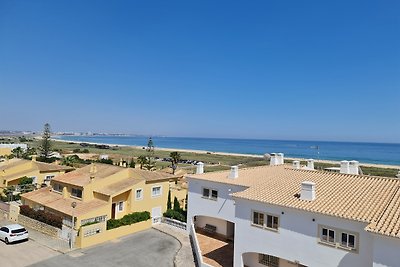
[51,138,400,169]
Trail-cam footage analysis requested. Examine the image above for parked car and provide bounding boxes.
[0,224,29,244]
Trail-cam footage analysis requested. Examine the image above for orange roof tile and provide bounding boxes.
[189,165,400,239]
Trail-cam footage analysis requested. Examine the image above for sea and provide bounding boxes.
[54,136,400,166]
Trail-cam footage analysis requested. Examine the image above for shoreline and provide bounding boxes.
[50,137,400,169]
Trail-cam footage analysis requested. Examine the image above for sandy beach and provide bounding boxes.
[51,137,400,169]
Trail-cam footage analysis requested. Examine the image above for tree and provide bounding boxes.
[143,157,156,171]
[19,176,33,185]
[185,193,188,210]
[169,151,181,175]
[137,155,148,169]
[11,147,24,158]
[173,196,180,211]
[167,190,172,210]
[129,158,135,168]
[146,137,154,152]
[39,123,52,162]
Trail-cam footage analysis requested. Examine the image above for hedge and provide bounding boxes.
[163,209,187,222]
[106,211,150,230]
[20,205,63,229]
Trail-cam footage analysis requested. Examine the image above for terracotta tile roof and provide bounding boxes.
[33,161,74,172]
[128,168,178,183]
[188,165,400,239]
[52,164,124,187]
[22,188,107,217]
[95,177,143,196]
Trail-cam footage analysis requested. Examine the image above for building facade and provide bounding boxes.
[187,161,400,267]
[21,163,177,246]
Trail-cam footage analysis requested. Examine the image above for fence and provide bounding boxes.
[76,219,152,248]
[189,222,213,267]
[0,201,10,212]
[162,217,187,230]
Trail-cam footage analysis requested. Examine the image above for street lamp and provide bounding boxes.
[70,201,77,250]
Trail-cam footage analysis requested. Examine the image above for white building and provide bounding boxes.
[186,160,400,267]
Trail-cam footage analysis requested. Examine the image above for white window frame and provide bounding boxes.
[135,188,143,200]
[252,211,264,227]
[118,201,124,212]
[151,185,162,197]
[71,187,83,199]
[251,210,279,231]
[341,232,356,249]
[45,175,55,182]
[321,227,336,244]
[53,183,63,193]
[202,187,218,201]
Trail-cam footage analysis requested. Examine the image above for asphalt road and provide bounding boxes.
[28,229,180,267]
[0,237,60,267]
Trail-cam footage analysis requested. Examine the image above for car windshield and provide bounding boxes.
[11,228,26,234]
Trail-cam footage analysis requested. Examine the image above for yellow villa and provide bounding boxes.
[21,163,179,247]
[0,158,73,191]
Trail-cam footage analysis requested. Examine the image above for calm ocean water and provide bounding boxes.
[55,136,400,166]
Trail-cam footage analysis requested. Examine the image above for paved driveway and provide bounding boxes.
[29,229,180,267]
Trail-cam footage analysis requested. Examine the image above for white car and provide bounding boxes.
[0,224,29,244]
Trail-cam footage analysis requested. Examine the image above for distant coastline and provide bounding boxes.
[51,136,400,169]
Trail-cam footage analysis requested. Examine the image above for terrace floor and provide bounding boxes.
[196,229,234,267]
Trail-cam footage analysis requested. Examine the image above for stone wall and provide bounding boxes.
[18,214,60,238]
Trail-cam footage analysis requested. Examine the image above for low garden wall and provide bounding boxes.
[76,219,152,248]
[18,214,61,238]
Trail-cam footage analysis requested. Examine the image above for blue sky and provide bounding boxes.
[0,0,399,143]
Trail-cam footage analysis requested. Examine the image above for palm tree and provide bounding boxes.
[137,155,148,170]
[170,151,181,175]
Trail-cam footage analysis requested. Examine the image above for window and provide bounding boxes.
[45,175,55,181]
[71,188,83,198]
[53,183,63,193]
[211,190,218,200]
[0,227,8,233]
[252,211,264,226]
[136,189,143,200]
[259,253,279,267]
[321,227,335,244]
[252,211,279,231]
[266,214,279,230]
[118,201,124,212]
[202,187,218,200]
[202,188,210,198]
[341,232,355,249]
[152,186,162,197]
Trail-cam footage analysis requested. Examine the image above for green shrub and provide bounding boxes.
[20,205,62,229]
[163,209,186,222]
[106,211,150,230]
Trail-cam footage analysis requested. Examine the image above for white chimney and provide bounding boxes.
[349,160,359,175]
[307,159,315,170]
[277,153,284,164]
[270,153,279,166]
[293,161,300,169]
[196,162,204,174]
[340,160,350,174]
[300,181,316,201]
[229,166,239,179]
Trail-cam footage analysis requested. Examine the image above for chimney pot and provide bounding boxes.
[196,162,204,174]
[229,166,239,179]
[300,181,316,201]
[293,161,300,169]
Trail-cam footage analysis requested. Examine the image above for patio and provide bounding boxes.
[196,228,234,267]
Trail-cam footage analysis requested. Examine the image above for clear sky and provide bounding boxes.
[0,0,399,143]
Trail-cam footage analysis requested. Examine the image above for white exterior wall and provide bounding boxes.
[186,177,246,229]
[234,198,373,267]
[196,216,228,236]
[372,235,400,267]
